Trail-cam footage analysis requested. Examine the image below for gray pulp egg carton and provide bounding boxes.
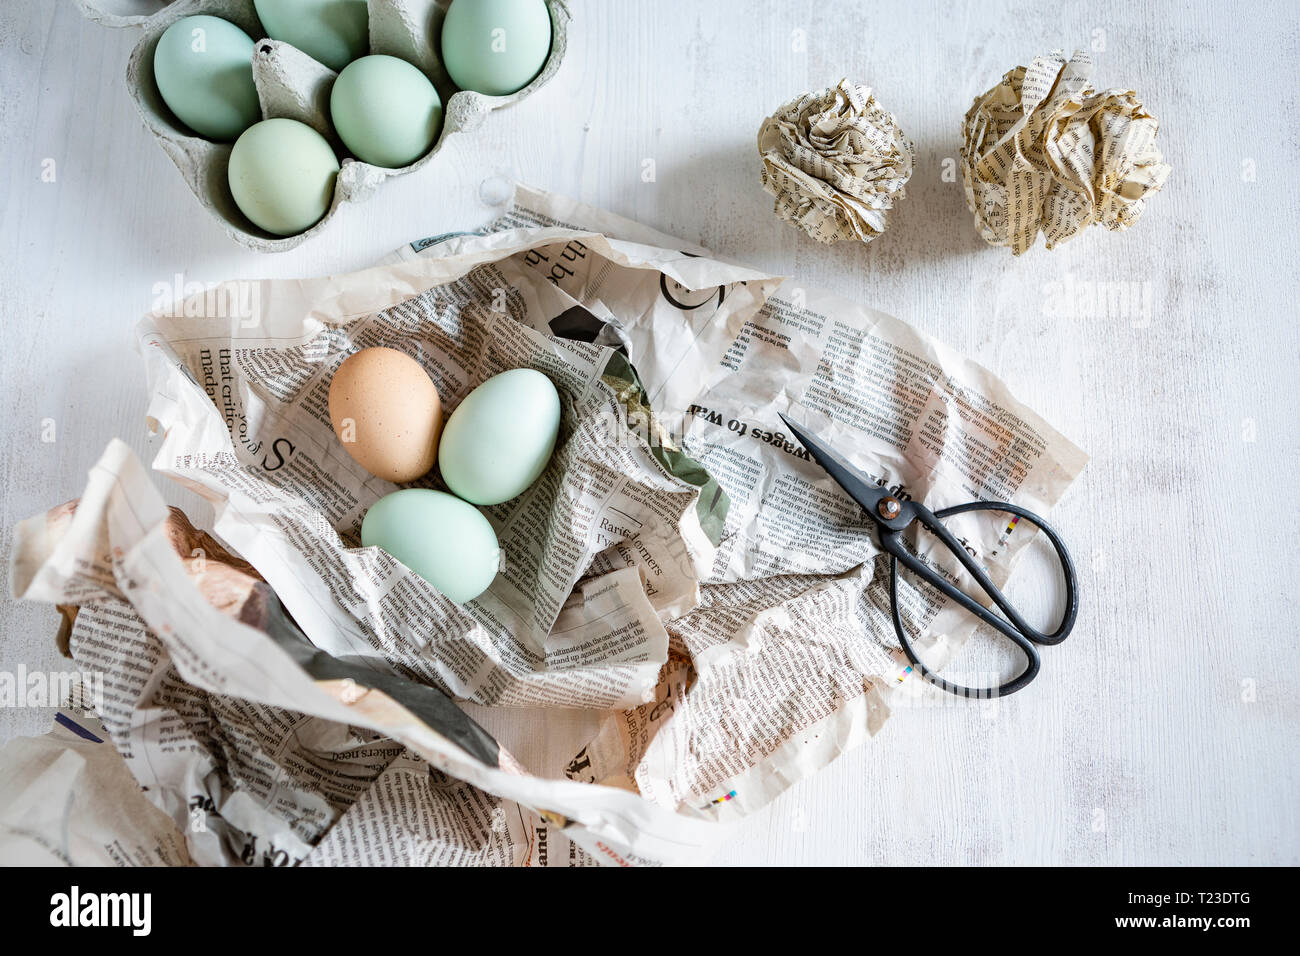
[75,0,571,251]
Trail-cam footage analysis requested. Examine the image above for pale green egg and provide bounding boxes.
[153,15,261,141]
[440,0,552,96]
[252,0,369,73]
[228,118,339,235]
[438,368,561,506]
[361,489,501,604]
[329,55,442,168]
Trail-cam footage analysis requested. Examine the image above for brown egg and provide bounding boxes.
[328,347,442,482]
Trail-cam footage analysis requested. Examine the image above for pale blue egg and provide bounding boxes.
[228,118,339,235]
[329,54,442,168]
[438,369,560,506]
[153,15,261,141]
[440,0,552,96]
[361,489,501,603]
[252,0,369,72]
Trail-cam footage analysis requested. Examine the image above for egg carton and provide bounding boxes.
[75,0,571,252]
[73,0,173,28]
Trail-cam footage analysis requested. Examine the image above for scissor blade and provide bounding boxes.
[778,413,888,515]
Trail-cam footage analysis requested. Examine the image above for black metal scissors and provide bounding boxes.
[779,413,1079,699]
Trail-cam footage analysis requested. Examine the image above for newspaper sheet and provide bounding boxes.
[0,707,192,867]
[6,185,1087,865]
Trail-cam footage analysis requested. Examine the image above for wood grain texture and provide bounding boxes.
[1,0,1296,865]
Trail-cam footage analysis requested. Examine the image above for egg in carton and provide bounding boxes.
[74,0,571,251]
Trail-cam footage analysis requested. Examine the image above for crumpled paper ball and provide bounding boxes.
[961,49,1172,255]
[757,79,914,244]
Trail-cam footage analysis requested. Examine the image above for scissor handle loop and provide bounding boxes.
[885,500,1079,698]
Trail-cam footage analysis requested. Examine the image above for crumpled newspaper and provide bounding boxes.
[960,49,1172,255]
[3,187,1088,866]
[757,79,914,244]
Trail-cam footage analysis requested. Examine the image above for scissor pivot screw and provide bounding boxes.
[878,497,902,519]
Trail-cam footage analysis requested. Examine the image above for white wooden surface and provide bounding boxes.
[2,0,1296,866]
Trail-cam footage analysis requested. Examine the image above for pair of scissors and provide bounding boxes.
[778,413,1079,698]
